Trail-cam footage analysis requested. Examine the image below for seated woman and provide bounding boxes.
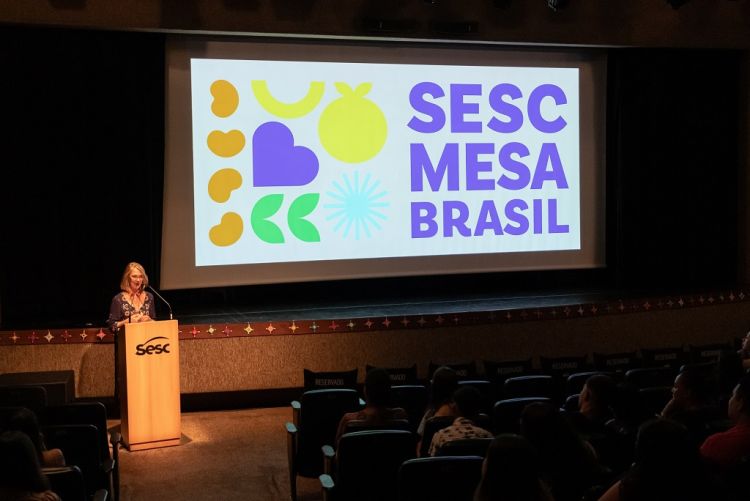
[0,430,61,501]
[1,407,65,467]
[335,368,408,443]
[428,386,493,456]
[474,434,554,501]
[700,373,750,470]
[416,365,459,453]
[598,418,726,501]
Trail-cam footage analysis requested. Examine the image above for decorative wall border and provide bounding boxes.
[0,289,747,346]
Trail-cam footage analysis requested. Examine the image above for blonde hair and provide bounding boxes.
[120,262,149,292]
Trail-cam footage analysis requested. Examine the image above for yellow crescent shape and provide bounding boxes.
[251,80,325,118]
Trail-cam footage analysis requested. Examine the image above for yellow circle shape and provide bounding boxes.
[210,80,239,118]
[207,130,246,158]
[251,80,325,118]
[318,83,387,164]
[209,212,244,247]
[208,168,243,203]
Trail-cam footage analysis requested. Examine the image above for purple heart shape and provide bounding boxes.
[252,122,319,187]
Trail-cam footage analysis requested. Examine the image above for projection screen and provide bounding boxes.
[161,36,606,290]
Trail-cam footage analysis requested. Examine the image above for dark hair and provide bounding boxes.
[453,386,483,421]
[677,366,714,404]
[0,430,51,493]
[584,374,616,409]
[364,367,392,407]
[0,407,46,462]
[429,366,459,407]
[474,434,549,501]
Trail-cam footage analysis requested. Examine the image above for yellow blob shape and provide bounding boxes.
[209,212,243,247]
[318,82,387,164]
[251,80,325,118]
[210,80,239,118]
[208,168,243,203]
[207,130,246,158]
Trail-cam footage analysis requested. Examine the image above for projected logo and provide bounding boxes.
[204,79,390,248]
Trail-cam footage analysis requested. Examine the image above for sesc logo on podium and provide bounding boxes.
[135,336,171,356]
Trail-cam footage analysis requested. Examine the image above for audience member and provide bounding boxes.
[428,386,493,456]
[0,430,61,501]
[569,374,616,436]
[473,434,554,501]
[417,365,459,437]
[660,367,720,447]
[335,367,407,443]
[598,418,726,501]
[700,373,750,470]
[0,407,65,467]
[716,348,746,412]
[521,402,608,501]
[601,383,647,476]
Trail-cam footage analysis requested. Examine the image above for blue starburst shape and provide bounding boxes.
[324,171,389,240]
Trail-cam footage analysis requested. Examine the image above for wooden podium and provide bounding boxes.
[118,319,181,451]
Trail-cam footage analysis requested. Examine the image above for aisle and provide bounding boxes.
[112,407,322,501]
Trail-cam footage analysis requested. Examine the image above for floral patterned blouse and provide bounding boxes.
[107,291,155,333]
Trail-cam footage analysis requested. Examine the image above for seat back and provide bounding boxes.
[44,465,91,501]
[0,385,47,415]
[566,371,615,398]
[398,456,483,501]
[637,386,673,417]
[43,424,110,497]
[295,388,361,478]
[43,402,111,464]
[640,346,685,370]
[625,367,676,389]
[419,416,455,457]
[390,385,428,433]
[435,437,493,458]
[344,419,412,434]
[492,397,551,434]
[503,375,555,400]
[334,429,415,501]
[457,380,494,414]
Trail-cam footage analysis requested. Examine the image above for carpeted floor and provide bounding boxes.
[113,407,321,501]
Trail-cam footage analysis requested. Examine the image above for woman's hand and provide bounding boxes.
[140,315,152,322]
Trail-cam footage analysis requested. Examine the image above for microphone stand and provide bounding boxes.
[147,285,174,320]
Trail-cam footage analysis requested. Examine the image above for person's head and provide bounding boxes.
[0,407,46,461]
[429,366,459,407]
[452,385,483,421]
[364,367,392,407]
[0,430,51,493]
[120,261,149,293]
[728,374,750,422]
[671,367,712,407]
[474,434,547,501]
[716,349,744,395]
[579,374,616,415]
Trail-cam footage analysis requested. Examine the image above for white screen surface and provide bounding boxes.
[162,37,605,289]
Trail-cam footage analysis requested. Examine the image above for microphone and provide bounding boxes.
[147,285,174,320]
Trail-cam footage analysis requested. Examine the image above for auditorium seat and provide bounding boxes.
[43,424,114,500]
[0,385,47,415]
[625,367,676,389]
[303,368,359,391]
[637,386,673,417]
[428,361,477,381]
[42,401,121,501]
[482,358,535,400]
[342,418,412,434]
[640,346,686,370]
[566,371,616,397]
[593,351,640,375]
[457,379,494,414]
[320,429,415,501]
[503,375,555,400]
[285,388,361,501]
[539,355,590,381]
[688,343,731,364]
[44,465,108,501]
[398,456,483,501]
[564,394,581,412]
[366,364,419,385]
[390,385,428,433]
[492,397,551,434]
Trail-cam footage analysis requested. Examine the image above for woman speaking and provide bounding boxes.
[107,262,155,333]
